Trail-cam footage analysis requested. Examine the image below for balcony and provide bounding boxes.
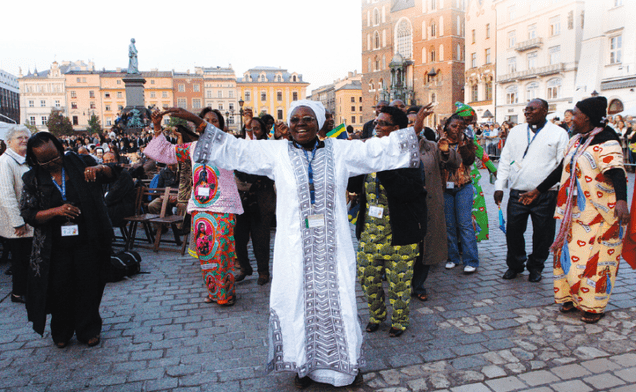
[497,63,566,83]
[514,37,543,52]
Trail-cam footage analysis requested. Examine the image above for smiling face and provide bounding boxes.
[445,118,466,142]
[524,99,548,126]
[289,106,319,146]
[251,119,265,139]
[203,111,220,131]
[570,106,591,134]
[7,131,29,156]
[33,140,63,173]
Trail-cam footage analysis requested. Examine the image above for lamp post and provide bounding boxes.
[238,96,245,131]
[225,109,237,132]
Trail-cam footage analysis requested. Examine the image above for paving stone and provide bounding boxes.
[406,377,428,392]
[518,370,561,386]
[380,369,402,385]
[481,365,507,379]
[613,366,636,383]
[583,373,626,390]
[485,376,527,392]
[551,364,592,380]
[580,358,621,373]
[520,388,554,392]
[451,383,493,392]
[551,380,593,392]
[610,386,636,392]
[451,355,489,370]
[609,353,636,367]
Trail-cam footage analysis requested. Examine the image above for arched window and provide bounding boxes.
[245,91,251,102]
[374,31,380,49]
[369,79,374,91]
[506,85,518,104]
[609,99,624,114]
[546,78,561,99]
[431,92,437,102]
[439,44,444,61]
[396,18,413,59]
[373,8,380,25]
[431,21,436,37]
[422,21,427,39]
[375,56,380,71]
[379,78,384,90]
[526,82,539,101]
[430,46,436,62]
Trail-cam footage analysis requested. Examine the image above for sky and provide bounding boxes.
[1,0,362,93]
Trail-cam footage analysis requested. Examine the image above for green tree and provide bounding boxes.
[87,114,102,134]
[45,109,73,137]
[24,123,38,134]
[167,116,187,128]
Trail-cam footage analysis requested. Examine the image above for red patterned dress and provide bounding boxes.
[146,134,243,304]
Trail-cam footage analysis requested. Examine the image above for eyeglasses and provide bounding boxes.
[36,155,62,166]
[523,107,540,113]
[290,116,316,124]
[373,120,396,127]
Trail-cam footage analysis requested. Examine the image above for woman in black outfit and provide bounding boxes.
[20,132,116,348]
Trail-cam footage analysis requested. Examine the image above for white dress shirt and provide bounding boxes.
[495,121,570,192]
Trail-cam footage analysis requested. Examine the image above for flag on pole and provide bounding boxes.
[327,123,348,139]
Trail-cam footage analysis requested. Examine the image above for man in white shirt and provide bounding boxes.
[494,99,569,282]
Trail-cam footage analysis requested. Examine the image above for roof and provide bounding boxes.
[237,67,307,84]
[335,81,362,92]
[391,0,415,12]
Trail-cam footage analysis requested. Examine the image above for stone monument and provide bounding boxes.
[120,38,149,133]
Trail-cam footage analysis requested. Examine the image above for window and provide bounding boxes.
[351,97,355,103]
[528,24,537,39]
[150,91,156,98]
[229,90,234,98]
[471,84,479,102]
[218,103,224,111]
[430,22,436,37]
[351,106,356,112]
[430,48,436,62]
[76,77,80,83]
[71,91,77,98]
[277,91,283,101]
[261,91,267,101]
[117,92,122,98]
[118,105,123,111]
[396,19,412,59]
[90,102,96,109]
[485,81,493,101]
[177,98,187,108]
[193,84,200,92]
[526,82,539,101]
[471,29,476,44]
[430,0,436,10]
[72,116,78,125]
[485,48,491,64]
[547,79,561,99]
[374,31,380,49]
[508,5,516,21]
[550,16,560,36]
[150,79,155,84]
[549,46,561,65]
[439,44,444,61]
[218,91,223,98]
[29,116,36,125]
[471,53,477,68]
[527,51,537,69]
[615,0,623,6]
[178,84,185,92]
[508,31,516,48]
[486,24,490,39]
[55,100,60,108]
[106,118,112,126]
[105,92,110,98]
[610,35,622,64]
[351,116,356,124]
[28,100,34,107]
[71,102,78,109]
[245,91,251,101]
[105,105,111,111]
[292,75,297,82]
[609,99,624,114]
[278,109,284,120]
[568,11,574,30]
[162,91,168,98]
[117,80,121,85]
[360,106,363,111]
[293,92,298,101]
[89,91,95,98]
[359,97,362,102]
[506,85,518,104]
[192,99,201,109]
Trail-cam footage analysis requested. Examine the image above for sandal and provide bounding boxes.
[55,341,68,349]
[203,296,214,304]
[294,374,312,389]
[87,336,100,347]
[560,302,577,313]
[389,327,405,337]
[365,322,380,333]
[217,297,235,307]
[415,293,428,302]
[581,312,605,324]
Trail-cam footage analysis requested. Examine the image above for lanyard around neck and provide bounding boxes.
[301,140,319,205]
[51,167,67,201]
[523,122,546,158]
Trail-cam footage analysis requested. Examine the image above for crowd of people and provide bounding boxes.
[0,93,635,389]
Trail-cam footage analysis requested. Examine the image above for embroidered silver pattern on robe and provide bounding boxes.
[193,124,226,164]
[266,140,359,378]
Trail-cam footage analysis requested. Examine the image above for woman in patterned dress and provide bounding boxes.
[146,109,243,306]
[521,97,630,324]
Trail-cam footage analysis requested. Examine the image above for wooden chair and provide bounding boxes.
[123,186,164,251]
[147,187,187,254]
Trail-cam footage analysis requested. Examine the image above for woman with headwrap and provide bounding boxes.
[145,108,243,307]
[520,96,632,324]
[158,100,421,388]
[455,102,498,243]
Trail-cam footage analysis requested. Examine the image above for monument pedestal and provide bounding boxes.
[121,74,148,133]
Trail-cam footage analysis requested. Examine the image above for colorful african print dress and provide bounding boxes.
[471,141,497,242]
[145,134,243,305]
[553,138,625,314]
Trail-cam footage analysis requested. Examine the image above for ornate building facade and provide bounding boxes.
[361,0,466,127]
[0,69,19,124]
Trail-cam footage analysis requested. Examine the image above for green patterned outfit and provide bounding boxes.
[357,173,419,331]
[471,141,497,242]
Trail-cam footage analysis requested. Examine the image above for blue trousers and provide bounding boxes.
[444,184,479,267]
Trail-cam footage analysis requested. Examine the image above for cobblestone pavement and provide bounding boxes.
[0,170,634,392]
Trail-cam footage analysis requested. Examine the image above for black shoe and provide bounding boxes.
[234,272,250,282]
[294,375,312,389]
[10,294,25,303]
[351,373,364,386]
[528,270,542,282]
[257,275,270,286]
[502,269,519,280]
[389,327,405,337]
[365,322,380,332]
[4,267,12,276]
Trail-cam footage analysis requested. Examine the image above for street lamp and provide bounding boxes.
[238,96,245,131]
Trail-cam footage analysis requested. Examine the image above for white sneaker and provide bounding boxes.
[464,265,477,273]
[445,262,456,269]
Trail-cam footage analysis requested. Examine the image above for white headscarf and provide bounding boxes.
[287,100,326,130]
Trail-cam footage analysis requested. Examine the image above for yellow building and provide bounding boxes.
[143,70,174,111]
[100,70,128,128]
[237,67,309,122]
[334,72,363,131]
[65,71,102,131]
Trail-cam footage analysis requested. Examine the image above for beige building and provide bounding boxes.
[237,67,309,122]
[465,0,496,121]
[66,71,101,131]
[494,0,584,124]
[197,66,239,129]
[334,71,363,131]
[19,60,93,131]
[144,71,173,111]
[100,70,128,128]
